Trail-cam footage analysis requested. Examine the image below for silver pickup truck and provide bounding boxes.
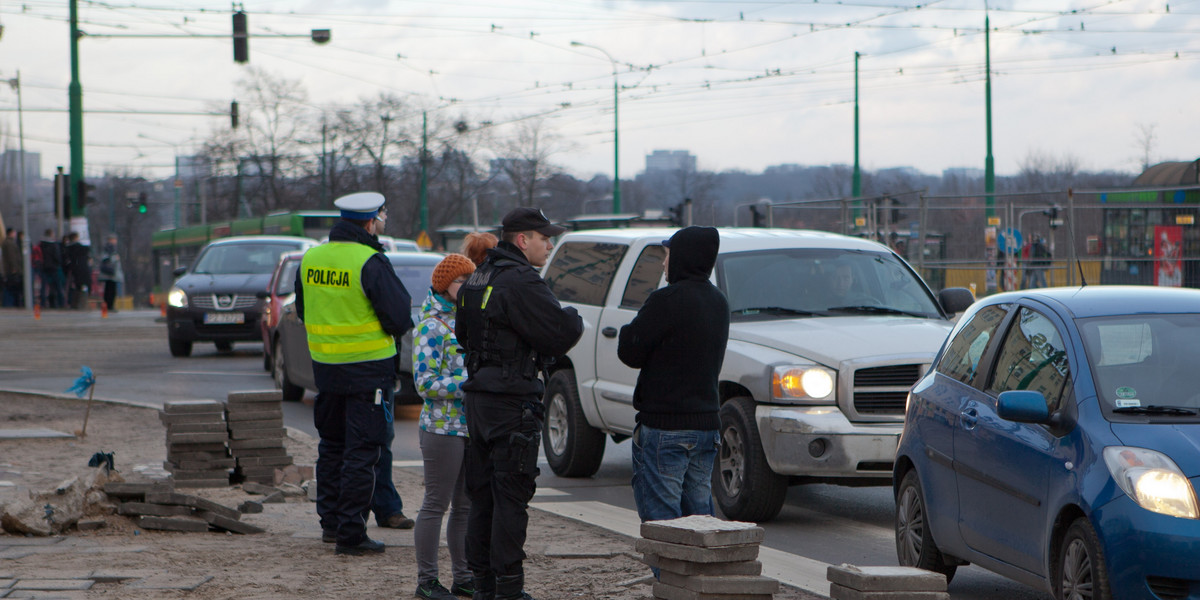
[539,227,974,522]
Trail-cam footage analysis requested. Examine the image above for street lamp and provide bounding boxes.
[6,72,33,311]
[571,41,621,214]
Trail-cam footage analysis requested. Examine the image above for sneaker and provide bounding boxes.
[334,537,385,556]
[495,593,533,600]
[321,529,336,544]
[381,512,416,529]
[449,581,475,597]
[414,580,456,600]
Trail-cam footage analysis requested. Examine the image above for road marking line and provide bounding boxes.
[530,500,832,595]
[533,487,570,497]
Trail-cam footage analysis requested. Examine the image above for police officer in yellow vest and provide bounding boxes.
[295,192,414,556]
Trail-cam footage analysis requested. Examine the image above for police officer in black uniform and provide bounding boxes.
[295,192,414,556]
[456,207,584,600]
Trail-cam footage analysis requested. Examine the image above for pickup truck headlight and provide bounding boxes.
[1103,446,1199,519]
[772,365,836,403]
[167,287,188,308]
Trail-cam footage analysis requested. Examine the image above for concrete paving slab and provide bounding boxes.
[0,539,66,547]
[10,580,92,591]
[642,515,764,548]
[126,574,212,590]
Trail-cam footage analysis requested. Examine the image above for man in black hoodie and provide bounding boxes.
[618,226,730,524]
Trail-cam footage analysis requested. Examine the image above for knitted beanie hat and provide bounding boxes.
[430,253,475,293]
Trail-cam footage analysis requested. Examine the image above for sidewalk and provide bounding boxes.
[0,391,825,599]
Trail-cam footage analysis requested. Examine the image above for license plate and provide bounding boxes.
[204,312,245,324]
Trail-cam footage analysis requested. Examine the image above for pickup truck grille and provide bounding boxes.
[852,364,922,415]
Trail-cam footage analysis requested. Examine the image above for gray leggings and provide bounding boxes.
[415,428,471,585]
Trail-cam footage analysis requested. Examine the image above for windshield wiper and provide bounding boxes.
[1112,405,1198,416]
[731,306,817,317]
[827,305,924,317]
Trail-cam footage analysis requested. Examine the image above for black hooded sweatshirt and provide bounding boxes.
[617,226,730,431]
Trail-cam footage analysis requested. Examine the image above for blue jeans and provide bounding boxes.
[631,424,719,523]
[372,440,404,524]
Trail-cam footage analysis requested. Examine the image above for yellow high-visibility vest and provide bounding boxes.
[300,242,395,364]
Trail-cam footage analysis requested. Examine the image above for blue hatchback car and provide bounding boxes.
[894,286,1200,600]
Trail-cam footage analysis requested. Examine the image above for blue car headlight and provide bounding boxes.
[1103,446,1199,520]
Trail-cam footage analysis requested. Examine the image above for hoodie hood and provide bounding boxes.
[666,226,719,284]
[419,287,455,321]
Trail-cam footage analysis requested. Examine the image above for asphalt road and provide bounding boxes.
[0,308,1051,600]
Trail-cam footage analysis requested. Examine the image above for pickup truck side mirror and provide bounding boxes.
[938,287,975,316]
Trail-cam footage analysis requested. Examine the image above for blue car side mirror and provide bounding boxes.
[997,390,1050,423]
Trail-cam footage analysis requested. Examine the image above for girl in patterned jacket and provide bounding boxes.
[413,253,478,600]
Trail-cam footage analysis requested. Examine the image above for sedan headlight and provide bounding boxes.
[1103,446,1199,519]
[772,365,836,403]
[167,287,188,308]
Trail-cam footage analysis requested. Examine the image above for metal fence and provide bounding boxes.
[761,184,1200,295]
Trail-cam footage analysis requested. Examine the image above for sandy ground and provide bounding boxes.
[0,392,823,599]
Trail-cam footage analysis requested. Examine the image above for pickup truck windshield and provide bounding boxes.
[717,248,941,321]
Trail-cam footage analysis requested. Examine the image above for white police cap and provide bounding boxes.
[334,192,385,220]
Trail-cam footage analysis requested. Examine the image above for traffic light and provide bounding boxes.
[667,202,683,226]
[232,10,249,63]
[137,192,148,214]
[749,205,764,228]
[231,101,239,129]
[76,179,95,208]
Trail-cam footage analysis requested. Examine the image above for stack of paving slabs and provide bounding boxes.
[104,482,264,534]
[635,514,779,600]
[160,400,233,488]
[224,390,293,485]
[826,564,948,600]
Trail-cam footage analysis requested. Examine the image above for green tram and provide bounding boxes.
[1098,188,1200,287]
[151,211,338,289]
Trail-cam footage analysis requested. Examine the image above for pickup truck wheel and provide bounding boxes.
[273,340,305,403]
[542,370,606,477]
[713,396,788,522]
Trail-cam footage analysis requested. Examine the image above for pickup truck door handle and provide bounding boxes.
[601,327,618,338]
[960,407,979,430]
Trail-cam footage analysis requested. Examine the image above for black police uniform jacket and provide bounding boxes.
[294,220,414,394]
[617,226,729,431]
[455,240,583,397]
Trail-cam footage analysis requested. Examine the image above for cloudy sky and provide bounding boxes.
[1,0,1197,182]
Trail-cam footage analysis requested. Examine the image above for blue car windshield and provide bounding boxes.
[1077,313,1200,417]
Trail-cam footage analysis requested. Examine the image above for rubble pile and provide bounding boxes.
[107,482,265,534]
[635,515,779,600]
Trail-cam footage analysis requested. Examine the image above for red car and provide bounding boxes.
[258,251,305,373]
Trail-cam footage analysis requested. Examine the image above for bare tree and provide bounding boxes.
[1014,149,1080,192]
[1133,122,1157,172]
[490,118,568,208]
[230,68,315,214]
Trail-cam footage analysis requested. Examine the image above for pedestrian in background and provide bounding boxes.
[38,229,65,308]
[618,227,730,535]
[1,228,22,307]
[295,192,415,556]
[64,232,91,309]
[456,207,583,600]
[98,234,123,311]
[460,231,498,267]
[413,253,477,600]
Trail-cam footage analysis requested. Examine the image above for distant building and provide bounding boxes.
[645,150,696,173]
[0,149,42,184]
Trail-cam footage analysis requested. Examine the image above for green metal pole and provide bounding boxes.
[852,51,861,199]
[419,111,429,234]
[68,0,83,217]
[612,72,620,214]
[984,8,998,293]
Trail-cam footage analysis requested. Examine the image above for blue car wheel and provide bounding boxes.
[1056,519,1111,600]
[895,470,958,583]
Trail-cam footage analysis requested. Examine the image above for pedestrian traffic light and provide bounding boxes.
[231,101,239,129]
[749,205,764,228]
[232,10,249,64]
[77,179,96,208]
[137,192,148,214]
[667,202,683,226]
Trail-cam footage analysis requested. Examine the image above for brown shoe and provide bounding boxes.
[381,512,415,529]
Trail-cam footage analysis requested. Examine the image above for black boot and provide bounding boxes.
[471,573,495,600]
[495,574,534,600]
